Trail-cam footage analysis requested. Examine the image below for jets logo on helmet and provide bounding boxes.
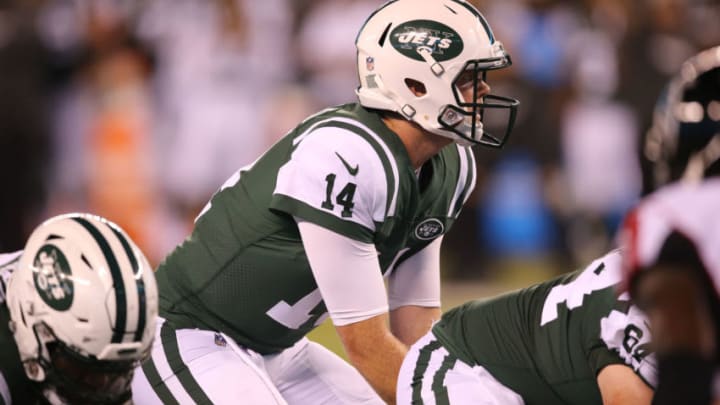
[356,0,519,147]
[390,20,463,62]
[5,213,159,405]
[32,245,74,311]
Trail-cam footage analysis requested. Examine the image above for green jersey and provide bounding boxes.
[0,251,41,405]
[432,250,656,405]
[156,103,477,354]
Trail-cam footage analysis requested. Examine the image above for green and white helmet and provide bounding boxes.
[355,0,519,147]
[5,213,158,405]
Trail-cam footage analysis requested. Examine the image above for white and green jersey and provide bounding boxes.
[156,103,477,354]
[431,250,656,404]
[0,251,42,405]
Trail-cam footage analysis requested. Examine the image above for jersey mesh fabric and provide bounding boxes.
[156,103,476,354]
[432,251,655,404]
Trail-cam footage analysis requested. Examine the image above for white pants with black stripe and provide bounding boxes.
[131,318,383,404]
[396,331,524,405]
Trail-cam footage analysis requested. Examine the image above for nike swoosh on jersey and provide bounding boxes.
[335,152,359,176]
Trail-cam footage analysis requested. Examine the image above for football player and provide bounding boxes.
[130,0,519,404]
[0,213,159,404]
[397,249,655,405]
[619,45,720,405]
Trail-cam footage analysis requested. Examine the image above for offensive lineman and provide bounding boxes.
[397,250,655,405]
[131,0,519,404]
[0,213,159,404]
[620,45,720,405]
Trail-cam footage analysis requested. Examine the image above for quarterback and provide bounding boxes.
[620,45,720,405]
[131,0,519,404]
[0,213,158,404]
[397,250,655,405]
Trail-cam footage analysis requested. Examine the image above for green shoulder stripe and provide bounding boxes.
[446,145,476,218]
[314,118,400,218]
[452,146,476,216]
[271,194,375,243]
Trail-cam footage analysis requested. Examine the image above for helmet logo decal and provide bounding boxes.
[390,20,463,62]
[33,245,74,311]
[415,218,445,240]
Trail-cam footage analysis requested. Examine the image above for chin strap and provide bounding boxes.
[0,251,22,304]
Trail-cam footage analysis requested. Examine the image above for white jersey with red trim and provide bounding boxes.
[620,178,720,294]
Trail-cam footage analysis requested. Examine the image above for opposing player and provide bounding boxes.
[397,249,655,405]
[131,0,519,403]
[0,213,159,404]
[620,45,720,405]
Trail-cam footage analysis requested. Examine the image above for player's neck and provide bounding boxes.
[382,116,452,170]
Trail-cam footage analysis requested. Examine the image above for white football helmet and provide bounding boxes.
[5,213,158,404]
[356,0,519,147]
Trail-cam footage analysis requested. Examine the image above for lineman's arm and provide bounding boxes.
[597,365,653,405]
[336,314,407,405]
[387,237,443,345]
[633,262,716,405]
[297,220,406,404]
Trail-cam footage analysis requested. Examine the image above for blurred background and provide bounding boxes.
[2,0,719,291]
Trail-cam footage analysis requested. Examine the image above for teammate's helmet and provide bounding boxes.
[356,0,519,147]
[5,213,158,405]
[644,45,720,190]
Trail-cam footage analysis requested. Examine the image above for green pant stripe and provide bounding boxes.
[160,323,214,405]
[141,355,179,405]
[411,339,443,404]
[431,353,458,405]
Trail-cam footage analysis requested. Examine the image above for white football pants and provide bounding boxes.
[131,318,383,404]
[396,331,524,405]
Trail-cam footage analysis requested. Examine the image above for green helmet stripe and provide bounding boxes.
[73,217,127,344]
[109,226,147,343]
[450,0,495,43]
[355,0,400,45]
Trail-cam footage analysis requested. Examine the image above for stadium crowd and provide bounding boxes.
[1,0,718,279]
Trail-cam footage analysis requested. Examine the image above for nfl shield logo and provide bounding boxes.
[366,56,375,71]
[214,333,227,347]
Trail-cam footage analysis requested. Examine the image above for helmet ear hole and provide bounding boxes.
[404,78,427,97]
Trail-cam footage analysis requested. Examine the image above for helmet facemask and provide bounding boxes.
[355,0,519,148]
[31,324,141,405]
[645,49,720,190]
[5,213,159,405]
[439,57,519,147]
